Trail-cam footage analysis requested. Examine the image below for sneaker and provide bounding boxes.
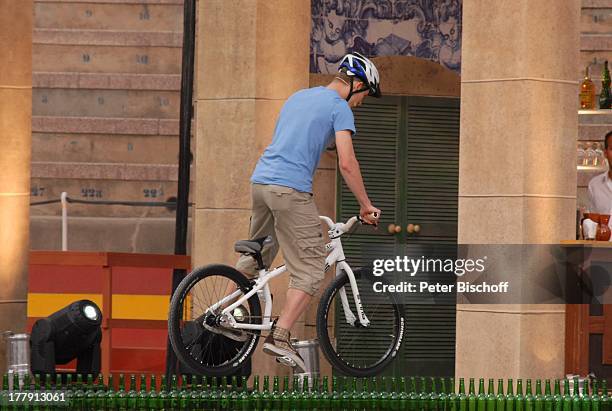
[262,326,307,373]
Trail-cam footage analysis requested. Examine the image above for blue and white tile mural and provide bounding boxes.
[310,0,462,74]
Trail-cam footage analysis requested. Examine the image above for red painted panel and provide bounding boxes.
[112,328,167,349]
[112,267,172,295]
[29,265,104,293]
[110,348,165,373]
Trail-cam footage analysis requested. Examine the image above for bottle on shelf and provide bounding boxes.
[580,65,597,110]
[496,379,505,411]
[572,377,581,411]
[600,60,611,109]
[525,379,535,411]
[148,374,159,411]
[535,379,544,411]
[468,378,477,411]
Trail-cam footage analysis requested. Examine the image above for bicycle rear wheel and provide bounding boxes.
[168,264,261,376]
[317,268,405,377]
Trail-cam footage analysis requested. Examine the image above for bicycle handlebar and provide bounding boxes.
[319,212,379,232]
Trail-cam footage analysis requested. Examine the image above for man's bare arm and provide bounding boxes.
[335,130,380,223]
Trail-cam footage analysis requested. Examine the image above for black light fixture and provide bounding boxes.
[30,300,102,376]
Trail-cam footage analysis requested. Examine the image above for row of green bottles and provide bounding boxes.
[1,373,610,411]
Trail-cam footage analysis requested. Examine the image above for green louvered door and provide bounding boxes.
[402,96,459,376]
[336,95,459,376]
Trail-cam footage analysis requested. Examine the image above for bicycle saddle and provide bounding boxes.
[234,236,272,254]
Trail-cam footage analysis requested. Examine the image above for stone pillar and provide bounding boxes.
[456,0,580,378]
[194,0,311,377]
[0,0,33,372]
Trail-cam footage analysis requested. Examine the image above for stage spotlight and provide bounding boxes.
[30,300,102,376]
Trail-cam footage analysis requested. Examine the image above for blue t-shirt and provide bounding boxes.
[251,86,355,193]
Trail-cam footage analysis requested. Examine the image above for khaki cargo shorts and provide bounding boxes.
[235,183,326,296]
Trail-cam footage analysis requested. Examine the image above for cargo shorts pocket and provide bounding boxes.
[295,223,325,259]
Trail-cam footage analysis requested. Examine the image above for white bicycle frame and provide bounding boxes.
[208,215,371,331]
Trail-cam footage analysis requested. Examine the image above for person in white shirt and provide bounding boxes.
[588,130,612,214]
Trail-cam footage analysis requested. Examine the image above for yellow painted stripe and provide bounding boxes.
[111,294,170,321]
[27,293,103,318]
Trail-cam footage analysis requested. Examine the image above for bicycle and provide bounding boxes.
[168,215,405,377]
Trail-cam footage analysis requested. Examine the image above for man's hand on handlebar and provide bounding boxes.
[359,204,381,226]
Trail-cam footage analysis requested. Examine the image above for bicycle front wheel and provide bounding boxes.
[317,268,405,377]
[168,264,262,376]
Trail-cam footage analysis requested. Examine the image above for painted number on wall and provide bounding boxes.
[143,188,164,198]
[81,188,103,198]
[31,186,45,196]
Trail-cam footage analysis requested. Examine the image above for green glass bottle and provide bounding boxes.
[168,375,180,411]
[73,374,85,411]
[271,376,282,411]
[134,374,146,411]
[159,375,169,411]
[506,379,516,411]
[389,377,400,411]
[592,380,601,411]
[207,377,219,411]
[485,379,495,411]
[563,380,572,411]
[429,377,440,411]
[496,379,505,411]
[32,374,42,411]
[516,379,525,411]
[545,380,554,411]
[582,379,592,411]
[127,374,139,410]
[409,377,420,411]
[476,379,486,411]
[438,378,449,411]
[188,376,200,411]
[251,375,262,411]
[448,378,458,411]
[598,380,608,411]
[399,378,410,411]
[238,376,249,411]
[572,378,582,411]
[1,374,8,411]
[525,380,535,411]
[599,60,611,109]
[40,373,50,411]
[310,376,320,411]
[329,377,340,411]
[467,378,477,411]
[85,374,97,411]
[320,376,331,411]
[219,376,230,411]
[280,376,291,411]
[369,377,381,411]
[116,374,127,411]
[228,376,239,411]
[360,378,374,411]
[62,373,73,411]
[553,380,563,411]
[302,376,312,411]
[54,373,67,411]
[261,376,272,411]
[421,377,431,411]
[458,378,468,411]
[535,380,544,411]
[106,374,116,411]
[178,375,191,411]
[340,377,351,411]
[147,375,158,411]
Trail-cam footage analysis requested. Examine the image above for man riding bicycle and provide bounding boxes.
[236,52,382,372]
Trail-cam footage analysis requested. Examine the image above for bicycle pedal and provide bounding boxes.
[275,356,297,368]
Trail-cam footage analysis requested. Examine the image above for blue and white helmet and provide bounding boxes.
[338,52,381,97]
